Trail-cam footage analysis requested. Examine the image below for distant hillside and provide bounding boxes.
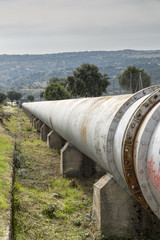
[0,50,160,99]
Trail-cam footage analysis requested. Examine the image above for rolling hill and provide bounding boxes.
[0,49,160,99]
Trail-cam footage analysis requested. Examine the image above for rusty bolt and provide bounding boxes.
[131,123,135,128]
[125,148,129,152]
[137,113,141,118]
[145,103,149,107]
[154,95,158,99]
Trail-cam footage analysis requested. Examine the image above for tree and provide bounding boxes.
[118,66,151,93]
[49,77,67,88]
[14,92,22,103]
[67,63,110,97]
[44,82,71,100]
[7,91,22,103]
[40,91,44,100]
[0,92,6,104]
[27,95,34,102]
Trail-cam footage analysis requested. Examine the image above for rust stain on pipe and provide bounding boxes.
[81,119,88,143]
[80,97,112,143]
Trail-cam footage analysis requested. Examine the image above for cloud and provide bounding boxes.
[0,0,160,54]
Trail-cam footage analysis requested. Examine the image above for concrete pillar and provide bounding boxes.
[60,142,105,178]
[26,110,29,117]
[40,124,51,141]
[93,162,106,177]
[36,120,43,133]
[26,110,30,118]
[33,117,39,128]
[47,130,66,151]
[93,174,160,236]
[29,114,35,123]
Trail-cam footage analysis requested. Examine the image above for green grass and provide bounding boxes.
[0,123,13,237]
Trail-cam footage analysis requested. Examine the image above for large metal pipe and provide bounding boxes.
[22,86,160,218]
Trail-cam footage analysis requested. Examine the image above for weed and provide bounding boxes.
[73,218,82,227]
[13,145,26,170]
[42,205,57,219]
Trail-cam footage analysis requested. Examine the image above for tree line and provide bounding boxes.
[0,63,151,104]
[43,64,151,100]
[0,91,34,104]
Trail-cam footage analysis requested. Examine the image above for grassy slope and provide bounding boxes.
[0,120,13,238]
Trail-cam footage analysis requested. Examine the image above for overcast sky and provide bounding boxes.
[1,0,160,54]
